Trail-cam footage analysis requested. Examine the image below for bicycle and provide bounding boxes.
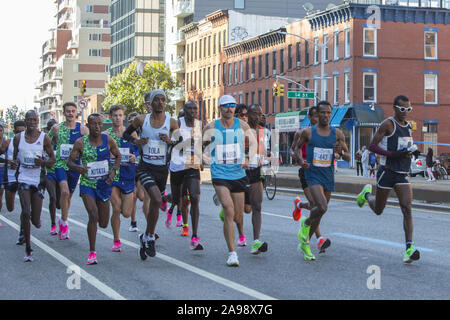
[261,164,277,201]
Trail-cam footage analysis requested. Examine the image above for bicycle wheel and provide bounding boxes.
[264,174,277,200]
[439,168,448,180]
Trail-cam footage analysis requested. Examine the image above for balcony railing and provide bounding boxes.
[172,57,185,73]
[43,40,56,55]
[174,1,193,17]
[174,30,186,45]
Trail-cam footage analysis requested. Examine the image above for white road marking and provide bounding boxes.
[55,211,276,300]
[0,214,126,300]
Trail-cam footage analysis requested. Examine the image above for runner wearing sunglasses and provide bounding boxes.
[356,95,421,263]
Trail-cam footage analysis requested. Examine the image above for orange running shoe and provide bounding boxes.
[181,224,189,237]
[292,197,302,221]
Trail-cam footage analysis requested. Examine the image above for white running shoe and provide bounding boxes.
[227,252,239,267]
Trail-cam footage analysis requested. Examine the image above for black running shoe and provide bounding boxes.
[16,232,25,246]
[138,234,147,261]
[145,239,156,257]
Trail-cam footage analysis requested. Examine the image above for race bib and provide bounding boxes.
[119,148,130,164]
[397,137,413,151]
[87,160,109,180]
[143,141,166,161]
[21,151,42,169]
[249,154,261,169]
[60,144,73,160]
[216,144,241,164]
[312,147,333,167]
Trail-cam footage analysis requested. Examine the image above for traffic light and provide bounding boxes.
[273,82,279,97]
[278,84,285,97]
[80,80,87,95]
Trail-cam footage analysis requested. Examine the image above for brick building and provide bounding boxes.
[222,2,450,165]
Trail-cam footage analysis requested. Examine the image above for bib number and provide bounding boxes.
[312,147,333,167]
[60,144,73,160]
[143,141,166,161]
[87,160,109,180]
[216,144,241,164]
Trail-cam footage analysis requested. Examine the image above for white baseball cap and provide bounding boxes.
[219,95,237,106]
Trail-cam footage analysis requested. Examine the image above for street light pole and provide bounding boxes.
[279,28,342,102]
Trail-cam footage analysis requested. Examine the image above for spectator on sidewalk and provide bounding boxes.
[361,146,370,177]
[368,151,377,178]
[426,148,436,182]
[355,148,363,176]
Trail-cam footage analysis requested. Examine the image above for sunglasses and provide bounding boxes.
[220,103,236,108]
[394,105,413,113]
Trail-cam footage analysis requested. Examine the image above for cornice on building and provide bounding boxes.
[224,28,286,58]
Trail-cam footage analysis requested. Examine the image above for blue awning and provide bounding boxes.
[330,107,349,127]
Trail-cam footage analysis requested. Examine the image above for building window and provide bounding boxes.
[208,36,211,57]
[344,73,350,103]
[314,79,319,104]
[240,60,243,83]
[334,31,339,60]
[234,62,238,84]
[258,89,262,105]
[217,64,221,85]
[333,75,339,105]
[363,73,377,102]
[272,50,277,75]
[234,0,245,9]
[74,80,78,88]
[296,42,301,67]
[89,49,101,56]
[213,34,216,55]
[223,63,226,85]
[288,83,292,110]
[265,53,269,77]
[345,28,350,58]
[199,39,202,59]
[324,79,328,101]
[105,65,110,73]
[204,37,207,58]
[228,63,232,86]
[425,31,437,59]
[314,37,319,64]
[424,74,438,104]
[208,67,211,87]
[280,48,284,74]
[258,55,262,78]
[245,58,249,81]
[323,34,329,62]
[363,28,377,57]
[86,5,93,12]
[89,34,102,41]
[265,88,269,114]
[218,33,221,53]
[251,56,255,78]
[288,44,293,70]
[251,91,255,105]
[279,96,284,112]
[305,42,309,66]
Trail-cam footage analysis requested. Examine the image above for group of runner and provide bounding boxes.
[0,90,421,266]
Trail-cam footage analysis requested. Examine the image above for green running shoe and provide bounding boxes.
[298,216,310,245]
[219,208,224,222]
[356,184,372,208]
[298,243,316,261]
[250,240,268,255]
[403,243,420,263]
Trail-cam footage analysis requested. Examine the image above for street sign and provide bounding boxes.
[287,91,315,99]
[78,99,87,110]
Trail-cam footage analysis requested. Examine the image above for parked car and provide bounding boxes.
[410,153,427,177]
[438,153,450,174]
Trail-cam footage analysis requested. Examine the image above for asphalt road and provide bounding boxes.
[1,184,450,300]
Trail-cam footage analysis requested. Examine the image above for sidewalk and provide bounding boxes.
[200,166,450,207]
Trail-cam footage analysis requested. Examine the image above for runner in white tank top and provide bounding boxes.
[13,111,55,262]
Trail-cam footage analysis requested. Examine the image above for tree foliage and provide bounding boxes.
[3,105,26,126]
[103,61,178,116]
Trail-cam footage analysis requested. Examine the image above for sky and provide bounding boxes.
[0,1,55,112]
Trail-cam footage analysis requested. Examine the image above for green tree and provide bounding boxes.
[5,105,25,126]
[103,61,178,115]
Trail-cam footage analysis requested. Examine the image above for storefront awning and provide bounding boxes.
[353,105,384,127]
[330,107,349,127]
[275,110,307,132]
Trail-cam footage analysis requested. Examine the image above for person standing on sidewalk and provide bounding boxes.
[362,146,369,177]
[426,148,435,182]
[356,95,421,263]
[355,148,363,176]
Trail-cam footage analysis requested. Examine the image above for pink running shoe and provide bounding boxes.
[112,240,122,252]
[318,238,331,254]
[237,234,247,247]
[190,237,204,250]
[160,191,168,212]
[50,225,57,236]
[165,212,173,228]
[176,214,182,227]
[87,252,98,265]
[60,224,70,240]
